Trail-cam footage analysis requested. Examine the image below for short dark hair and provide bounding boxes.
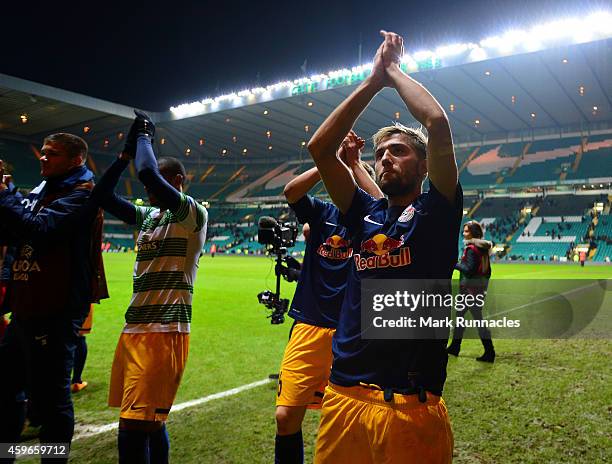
[43,133,88,162]
[465,220,484,239]
[158,157,186,183]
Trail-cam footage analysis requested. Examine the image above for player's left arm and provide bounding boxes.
[382,31,458,204]
[135,136,182,212]
[134,136,207,233]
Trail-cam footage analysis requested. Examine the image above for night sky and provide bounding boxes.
[1,0,604,111]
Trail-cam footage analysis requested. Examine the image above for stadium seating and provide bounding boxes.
[102,214,136,250]
[505,242,571,261]
[593,215,612,262]
[533,218,589,239]
[593,242,612,262]
[568,147,612,180]
[498,141,527,157]
[3,135,611,198]
[459,144,505,187]
[461,192,610,261]
[0,138,41,188]
[1,134,610,263]
[537,194,604,216]
[473,196,532,218]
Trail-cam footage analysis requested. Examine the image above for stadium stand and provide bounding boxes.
[507,137,581,184]
[537,194,605,216]
[593,214,612,262]
[454,190,611,262]
[568,146,612,180]
[1,130,611,261]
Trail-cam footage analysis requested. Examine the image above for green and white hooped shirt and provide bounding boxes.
[123,193,208,334]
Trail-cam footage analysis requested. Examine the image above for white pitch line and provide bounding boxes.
[486,282,599,318]
[73,378,273,440]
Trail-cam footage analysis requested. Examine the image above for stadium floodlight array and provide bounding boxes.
[169,11,612,120]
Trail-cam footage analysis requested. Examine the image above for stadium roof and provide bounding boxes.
[1,40,610,162]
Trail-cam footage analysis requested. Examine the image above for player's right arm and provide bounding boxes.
[283,167,321,204]
[308,43,387,214]
[0,186,91,242]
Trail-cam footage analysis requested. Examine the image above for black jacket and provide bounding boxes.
[455,238,492,288]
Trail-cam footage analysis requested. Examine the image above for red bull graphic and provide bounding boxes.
[317,234,353,260]
[355,233,410,271]
[360,234,404,256]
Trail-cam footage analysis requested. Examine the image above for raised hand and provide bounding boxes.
[133,110,155,138]
[369,41,389,89]
[338,130,365,166]
[336,134,349,164]
[123,110,156,158]
[380,30,404,70]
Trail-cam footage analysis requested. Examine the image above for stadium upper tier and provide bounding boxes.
[1,30,611,161]
[2,133,611,200]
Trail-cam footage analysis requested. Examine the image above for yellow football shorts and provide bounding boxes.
[108,332,189,422]
[276,322,335,409]
[314,383,453,464]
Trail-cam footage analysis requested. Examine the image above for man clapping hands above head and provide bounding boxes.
[308,31,462,464]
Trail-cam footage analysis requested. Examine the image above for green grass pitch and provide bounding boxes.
[22,255,612,463]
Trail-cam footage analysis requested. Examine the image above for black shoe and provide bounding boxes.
[477,339,495,363]
[446,341,461,357]
[476,350,495,363]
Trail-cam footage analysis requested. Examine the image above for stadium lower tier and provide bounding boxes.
[98,193,610,263]
[505,242,571,261]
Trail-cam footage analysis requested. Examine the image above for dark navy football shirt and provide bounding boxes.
[288,195,354,328]
[330,182,463,394]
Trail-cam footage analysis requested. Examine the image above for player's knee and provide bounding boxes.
[275,406,304,435]
[119,417,164,433]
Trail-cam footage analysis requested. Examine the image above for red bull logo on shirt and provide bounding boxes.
[317,234,353,260]
[355,234,411,271]
[360,234,404,256]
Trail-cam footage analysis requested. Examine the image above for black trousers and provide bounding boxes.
[452,305,492,341]
[0,316,81,463]
[452,284,492,342]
